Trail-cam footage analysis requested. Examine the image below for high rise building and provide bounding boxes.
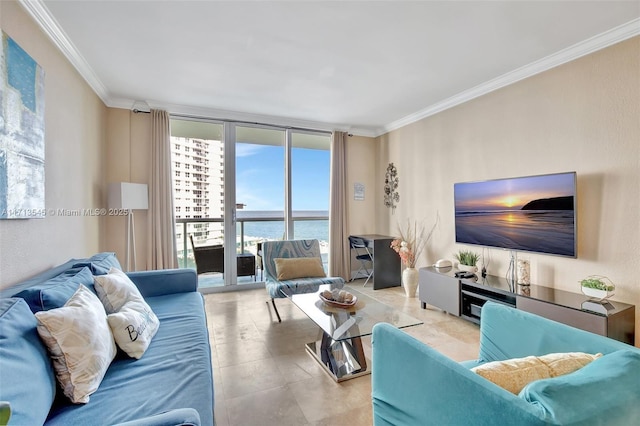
[170,136,224,257]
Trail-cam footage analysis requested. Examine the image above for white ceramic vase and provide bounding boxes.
[457,264,477,273]
[402,267,419,298]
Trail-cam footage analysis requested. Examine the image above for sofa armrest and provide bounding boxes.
[371,323,544,426]
[127,269,197,298]
[113,408,200,426]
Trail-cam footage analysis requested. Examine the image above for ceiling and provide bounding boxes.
[22,1,640,136]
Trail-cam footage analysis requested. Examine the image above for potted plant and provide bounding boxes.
[454,250,480,273]
[580,275,615,300]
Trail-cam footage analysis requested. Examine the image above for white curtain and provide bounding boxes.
[329,131,350,280]
[147,109,178,269]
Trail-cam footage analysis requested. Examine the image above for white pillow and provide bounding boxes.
[107,299,160,359]
[94,267,144,314]
[35,285,117,404]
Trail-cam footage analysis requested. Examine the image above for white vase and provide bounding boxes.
[402,267,419,298]
[457,264,477,273]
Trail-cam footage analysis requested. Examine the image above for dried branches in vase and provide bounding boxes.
[390,216,438,269]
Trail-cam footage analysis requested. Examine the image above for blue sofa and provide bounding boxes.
[0,253,214,426]
[372,302,640,426]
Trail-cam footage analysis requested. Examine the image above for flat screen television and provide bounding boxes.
[454,172,577,258]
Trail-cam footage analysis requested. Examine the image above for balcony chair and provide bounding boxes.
[189,235,224,275]
[189,236,256,280]
[349,236,373,286]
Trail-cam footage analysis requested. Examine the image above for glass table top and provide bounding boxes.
[280,284,423,341]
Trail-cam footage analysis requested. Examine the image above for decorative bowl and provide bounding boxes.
[319,293,357,308]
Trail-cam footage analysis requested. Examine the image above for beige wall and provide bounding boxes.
[0,1,108,288]
[346,135,378,234]
[104,108,151,270]
[376,37,640,345]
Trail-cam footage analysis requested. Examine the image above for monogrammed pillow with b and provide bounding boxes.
[107,300,159,359]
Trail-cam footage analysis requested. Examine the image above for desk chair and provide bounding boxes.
[349,236,374,286]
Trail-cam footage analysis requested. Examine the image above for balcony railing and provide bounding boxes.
[175,211,329,271]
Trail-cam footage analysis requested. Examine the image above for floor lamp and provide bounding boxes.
[108,182,149,272]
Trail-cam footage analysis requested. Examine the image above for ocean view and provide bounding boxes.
[177,212,330,274]
[242,220,329,243]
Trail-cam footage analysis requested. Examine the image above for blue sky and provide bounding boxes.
[236,143,330,211]
[454,172,575,211]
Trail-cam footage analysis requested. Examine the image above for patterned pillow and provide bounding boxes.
[107,299,159,359]
[471,352,602,394]
[34,285,117,404]
[94,267,144,314]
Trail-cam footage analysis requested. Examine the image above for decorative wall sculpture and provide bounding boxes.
[0,31,45,219]
[384,162,399,213]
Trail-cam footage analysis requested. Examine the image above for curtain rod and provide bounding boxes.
[132,109,354,136]
[134,110,334,135]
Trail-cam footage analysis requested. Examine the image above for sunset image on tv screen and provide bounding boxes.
[454,172,576,257]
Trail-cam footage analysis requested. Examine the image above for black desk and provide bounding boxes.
[350,234,401,290]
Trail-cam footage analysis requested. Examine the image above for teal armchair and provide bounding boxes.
[372,302,640,425]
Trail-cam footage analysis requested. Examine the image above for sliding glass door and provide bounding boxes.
[233,125,286,284]
[170,119,228,289]
[291,131,331,270]
[171,118,330,290]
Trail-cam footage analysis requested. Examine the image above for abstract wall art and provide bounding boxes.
[0,31,45,219]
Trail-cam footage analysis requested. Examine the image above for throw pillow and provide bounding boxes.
[15,267,95,313]
[34,285,117,404]
[0,298,56,425]
[107,299,159,359]
[471,352,602,394]
[274,257,326,281]
[519,350,640,425]
[94,267,144,314]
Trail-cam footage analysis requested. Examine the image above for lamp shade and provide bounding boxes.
[108,182,148,210]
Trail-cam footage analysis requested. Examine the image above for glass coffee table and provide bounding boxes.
[280,284,423,382]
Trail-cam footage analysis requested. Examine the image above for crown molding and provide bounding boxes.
[19,1,638,139]
[19,0,110,103]
[382,18,640,136]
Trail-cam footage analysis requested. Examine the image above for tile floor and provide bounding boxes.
[205,280,480,426]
